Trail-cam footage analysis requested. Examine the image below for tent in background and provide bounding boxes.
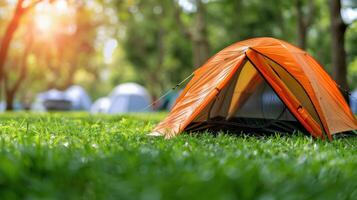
[108,83,152,114]
[32,85,92,111]
[65,85,92,110]
[0,102,5,112]
[90,97,111,113]
[32,89,71,111]
[151,37,357,140]
[351,90,357,114]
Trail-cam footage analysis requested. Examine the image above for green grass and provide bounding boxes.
[0,112,356,200]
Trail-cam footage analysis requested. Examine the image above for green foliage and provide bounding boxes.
[116,0,356,96]
[208,0,296,53]
[0,113,356,199]
[1,0,357,102]
[116,0,193,96]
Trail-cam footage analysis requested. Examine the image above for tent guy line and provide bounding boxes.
[141,73,194,112]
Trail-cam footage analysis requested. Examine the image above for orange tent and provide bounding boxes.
[151,37,357,140]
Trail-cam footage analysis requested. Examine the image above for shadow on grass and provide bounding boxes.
[186,128,357,141]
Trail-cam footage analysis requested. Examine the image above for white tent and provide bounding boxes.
[31,89,68,111]
[65,85,92,110]
[90,97,111,113]
[108,83,152,113]
[38,89,66,100]
[0,102,6,112]
[350,90,357,114]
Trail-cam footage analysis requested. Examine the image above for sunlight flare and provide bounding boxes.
[35,13,53,32]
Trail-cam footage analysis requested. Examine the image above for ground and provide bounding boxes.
[0,113,356,200]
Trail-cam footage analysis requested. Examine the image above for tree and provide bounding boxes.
[45,3,98,90]
[295,0,315,49]
[0,0,43,83]
[3,22,34,110]
[173,0,210,68]
[329,0,349,100]
[0,0,45,110]
[122,0,169,96]
[115,0,193,97]
[1,1,105,109]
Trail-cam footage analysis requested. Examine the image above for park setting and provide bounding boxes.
[0,0,357,199]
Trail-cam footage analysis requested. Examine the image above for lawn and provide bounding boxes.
[0,113,356,200]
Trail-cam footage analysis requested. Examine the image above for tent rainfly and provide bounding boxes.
[151,37,357,140]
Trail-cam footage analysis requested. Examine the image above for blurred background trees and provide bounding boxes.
[0,0,357,110]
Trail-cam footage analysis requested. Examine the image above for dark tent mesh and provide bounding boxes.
[234,80,295,121]
[186,60,309,135]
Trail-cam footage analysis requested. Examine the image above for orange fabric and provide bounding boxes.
[302,55,357,135]
[153,53,246,138]
[226,61,263,119]
[153,37,357,140]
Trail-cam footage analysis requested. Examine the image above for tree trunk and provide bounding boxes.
[5,90,15,111]
[150,26,165,100]
[173,0,210,68]
[192,0,210,68]
[296,0,307,49]
[329,0,349,101]
[232,1,243,40]
[3,29,33,111]
[0,0,43,104]
[0,1,24,82]
[296,0,315,49]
